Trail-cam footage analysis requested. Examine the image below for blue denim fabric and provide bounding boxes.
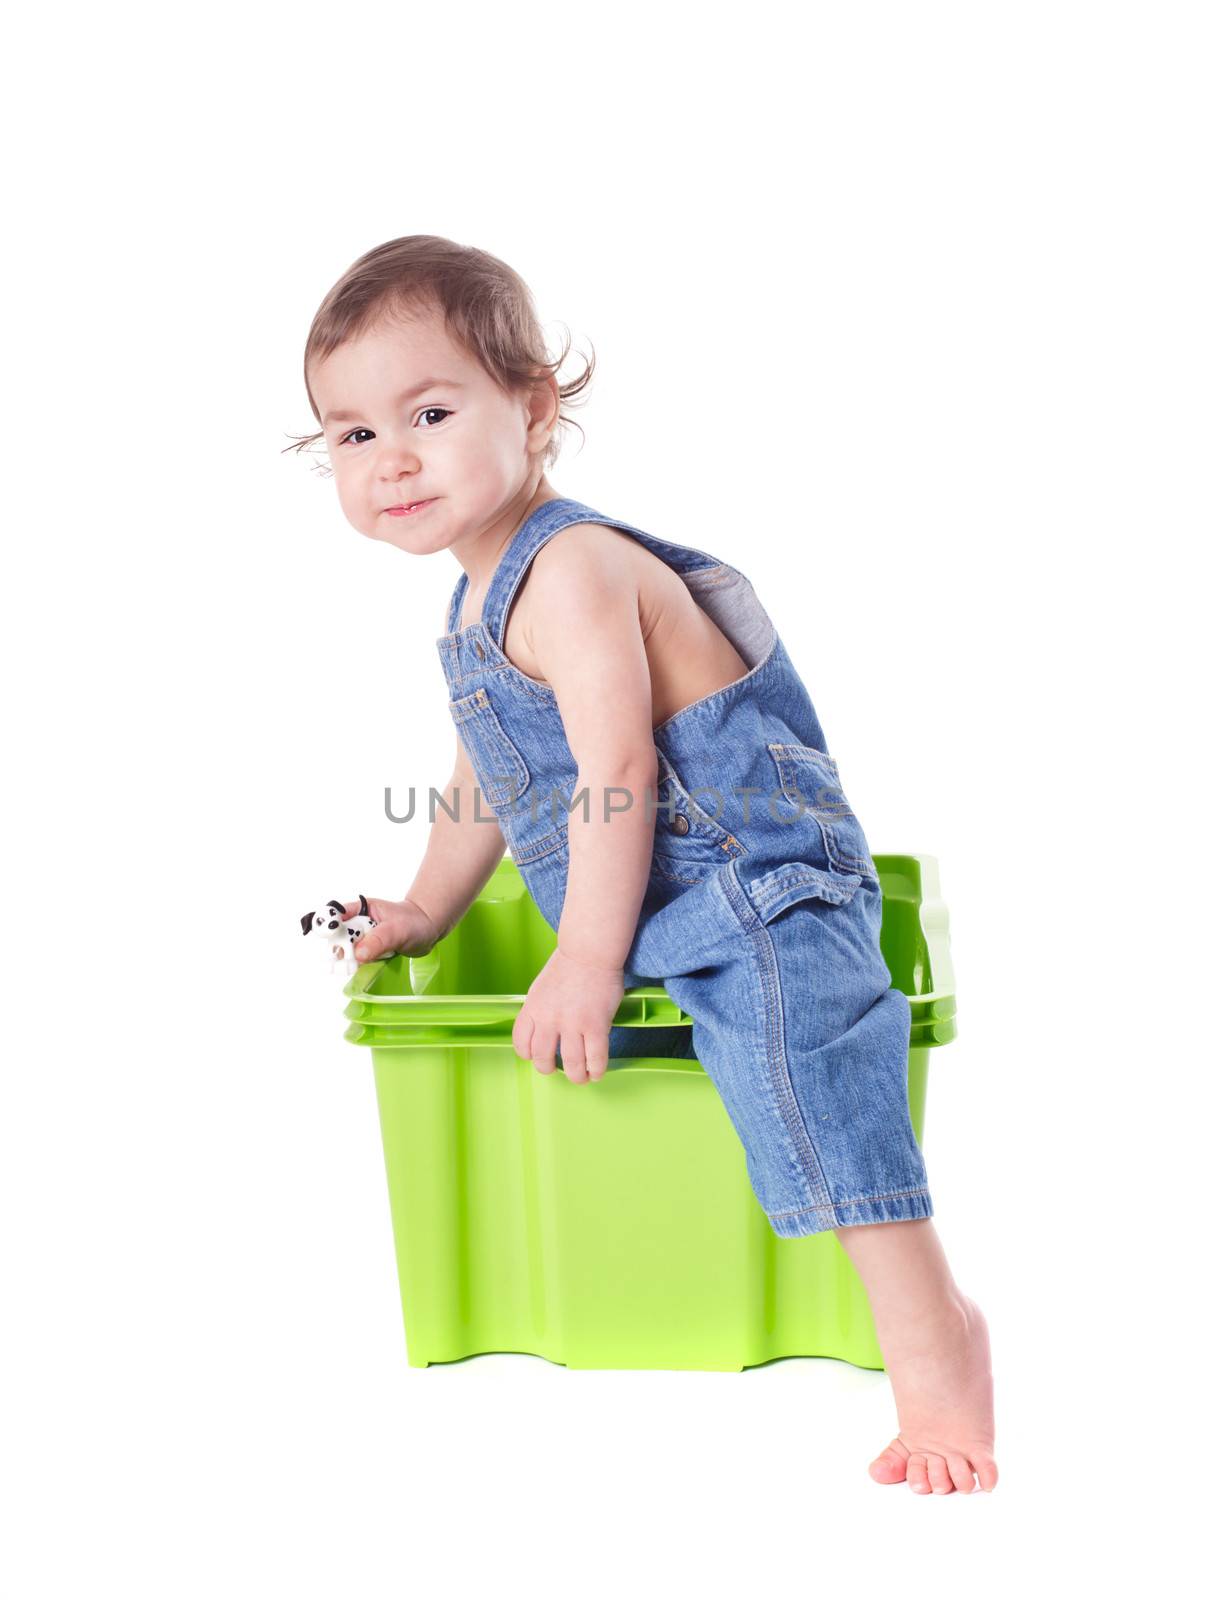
[436,498,932,1238]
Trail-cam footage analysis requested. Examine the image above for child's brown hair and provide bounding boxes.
[284,234,595,473]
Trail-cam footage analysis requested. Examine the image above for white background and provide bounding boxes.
[3,1,1216,1592]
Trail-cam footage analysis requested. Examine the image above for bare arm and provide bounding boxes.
[403,734,509,941]
[526,527,658,971]
[351,733,509,962]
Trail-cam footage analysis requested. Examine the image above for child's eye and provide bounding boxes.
[339,428,374,447]
[416,407,452,428]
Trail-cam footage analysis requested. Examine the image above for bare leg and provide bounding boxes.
[833,1218,998,1494]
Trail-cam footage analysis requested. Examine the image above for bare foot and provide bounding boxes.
[868,1292,998,1494]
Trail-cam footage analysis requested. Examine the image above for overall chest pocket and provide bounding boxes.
[766,743,880,885]
[448,687,530,811]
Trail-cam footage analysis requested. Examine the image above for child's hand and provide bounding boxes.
[344,896,441,963]
[512,947,625,1085]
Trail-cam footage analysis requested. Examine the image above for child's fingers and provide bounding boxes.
[354,927,394,962]
[532,1026,560,1076]
[584,1032,609,1083]
[512,1011,533,1065]
[560,1030,588,1085]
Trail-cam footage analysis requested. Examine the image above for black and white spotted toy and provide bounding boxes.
[300,895,378,975]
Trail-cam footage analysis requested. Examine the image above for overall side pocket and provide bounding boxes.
[649,748,746,886]
[766,743,880,884]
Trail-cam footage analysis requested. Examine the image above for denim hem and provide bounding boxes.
[767,1187,933,1239]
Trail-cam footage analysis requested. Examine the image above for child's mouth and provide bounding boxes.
[385,498,437,517]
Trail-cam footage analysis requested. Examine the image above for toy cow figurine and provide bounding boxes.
[300,894,378,976]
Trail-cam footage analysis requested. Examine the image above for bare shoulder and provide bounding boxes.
[521,522,642,625]
[529,518,694,644]
[529,521,640,587]
[504,523,644,681]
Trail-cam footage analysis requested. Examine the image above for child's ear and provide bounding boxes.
[300,911,316,935]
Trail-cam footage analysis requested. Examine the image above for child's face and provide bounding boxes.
[310,304,556,555]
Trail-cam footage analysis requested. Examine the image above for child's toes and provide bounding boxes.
[926,1454,955,1494]
[974,1455,1000,1493]
[946,1452,978,1493]
[906,1452,933,1494]
[868,1440,909,1485]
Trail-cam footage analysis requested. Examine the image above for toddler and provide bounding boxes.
[291,234,997,1495]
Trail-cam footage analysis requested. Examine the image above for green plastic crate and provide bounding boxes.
[345,853,957,1371]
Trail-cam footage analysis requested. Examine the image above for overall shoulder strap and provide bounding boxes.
[483,498,597,648]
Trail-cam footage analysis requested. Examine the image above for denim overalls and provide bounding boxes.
[436,497,932,1239]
